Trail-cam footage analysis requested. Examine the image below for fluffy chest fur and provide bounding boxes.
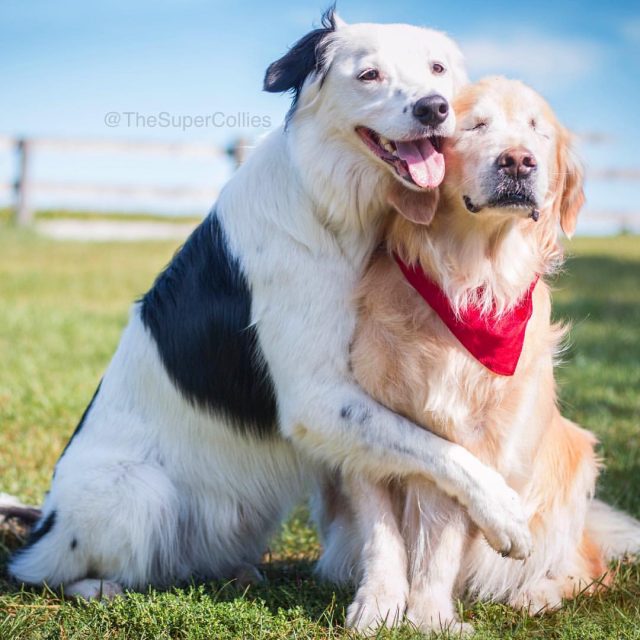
[352,248,557,475]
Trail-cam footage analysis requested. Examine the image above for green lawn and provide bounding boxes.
[0,226,639,639]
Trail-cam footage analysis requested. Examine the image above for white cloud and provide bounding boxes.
[621,18,640,44]
[460,32,603,89]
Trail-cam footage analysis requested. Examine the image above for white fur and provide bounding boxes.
[11,312,306,588]
[343,476,408,633]
[586,499,640,560]
[9,19,532,596]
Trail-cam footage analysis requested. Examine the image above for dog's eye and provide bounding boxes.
[530,118,550,138]
[467,122,487,131]
[358,69,380,82]
[431,62,446,75]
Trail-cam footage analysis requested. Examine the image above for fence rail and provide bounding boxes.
[0,135,249,226]
[1,134,639,229]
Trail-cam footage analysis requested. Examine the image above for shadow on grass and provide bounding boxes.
[217,560,353,622]
[554,251,640,469]
[597,465,640,513]
[553,253,640,321]
[0,521,352,625]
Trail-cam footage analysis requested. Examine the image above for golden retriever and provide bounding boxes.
[345,76,609,634]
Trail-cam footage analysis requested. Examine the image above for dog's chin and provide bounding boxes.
[463,193,540,220]
[355,126,445,191]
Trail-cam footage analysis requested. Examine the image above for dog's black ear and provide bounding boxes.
[263,6,338,116]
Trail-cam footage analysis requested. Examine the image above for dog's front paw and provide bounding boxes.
[409,618,474,638]
[346,582,407,634]
[465,470,532,560]
[406,604,474,637]
[64,579,124,600]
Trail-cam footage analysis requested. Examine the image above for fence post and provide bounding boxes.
[14,138,33,226]
[229,137,248,168]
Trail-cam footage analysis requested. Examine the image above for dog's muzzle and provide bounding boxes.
[463,146,540,218]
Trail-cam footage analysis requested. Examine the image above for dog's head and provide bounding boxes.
[442,76,584,237]
[264,8,467,201]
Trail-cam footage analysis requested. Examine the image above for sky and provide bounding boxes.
[1,0,639,229]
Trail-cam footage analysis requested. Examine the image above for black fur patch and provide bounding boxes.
[140,214,278,437]
[340,403,372,425]
[22,511,56,550]
[263,5,337,120]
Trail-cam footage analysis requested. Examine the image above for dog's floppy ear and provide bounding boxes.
[555,128,585,238]
[263,6,338,118]
[387,181,439,226]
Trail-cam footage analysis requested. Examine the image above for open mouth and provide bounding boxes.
[356,126,445,189]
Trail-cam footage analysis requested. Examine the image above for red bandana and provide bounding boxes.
[394,254,538,376]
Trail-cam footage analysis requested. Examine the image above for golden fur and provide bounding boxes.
[348,77,607,632]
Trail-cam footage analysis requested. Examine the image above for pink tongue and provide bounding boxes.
[395,138,445,189]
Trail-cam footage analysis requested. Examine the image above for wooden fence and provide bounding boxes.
[0,135,249,226]
[1,134,638,230]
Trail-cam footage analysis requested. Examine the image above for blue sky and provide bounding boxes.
[1,0,639,225]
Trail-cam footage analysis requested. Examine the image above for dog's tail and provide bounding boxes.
[586,499,640,560]
[0,493,42,527]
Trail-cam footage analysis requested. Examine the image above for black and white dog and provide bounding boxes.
[10,10,532,601]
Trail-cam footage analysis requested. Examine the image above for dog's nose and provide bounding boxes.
[412,95,449,127]
[497,147,537,179]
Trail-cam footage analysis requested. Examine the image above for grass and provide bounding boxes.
[0,208,203,225]
[0,225,639,639]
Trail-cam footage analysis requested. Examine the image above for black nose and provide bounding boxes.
[497,147,537,179]
[412,95,449,127]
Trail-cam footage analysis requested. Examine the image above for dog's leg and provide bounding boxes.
[280,382,531,560]
[404,481,473,636]
[247,232,532,560]
[343,475,408,633]
[64,579,124,600]
[312,473,361,585]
